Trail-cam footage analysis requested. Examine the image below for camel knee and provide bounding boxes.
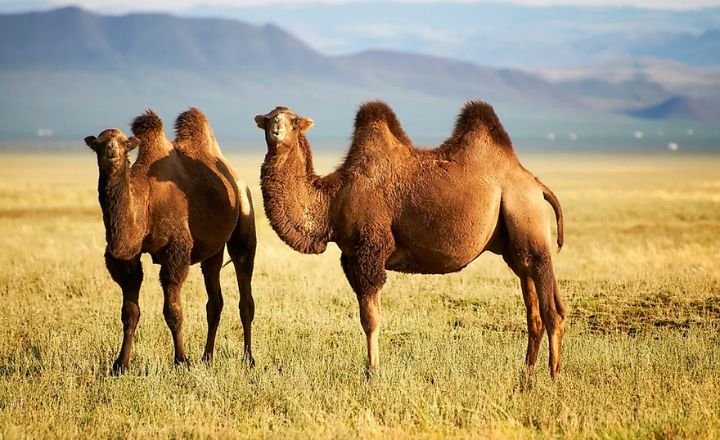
[527,311,543,336]
[163,303,183,332]
[206,296,223,321]
[238,296,255,325]
[121,301,140,329]
[358,295,381,333]
[228,240,256,273]
[106,254,143,290]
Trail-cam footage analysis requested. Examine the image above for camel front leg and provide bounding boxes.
[340,231,391,377]
[359,293,382,371]
[105,253,143,374]
[159,242,191,367]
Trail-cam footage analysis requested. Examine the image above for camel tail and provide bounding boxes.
[540,182,564,252]
[353,100,412,146]
[131,109,164,138]
[174,107,220,155]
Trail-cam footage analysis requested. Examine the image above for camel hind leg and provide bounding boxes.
[201,250,224,363]
[501,184,566,378]
[502,255,545,373]
[227,185,257,366]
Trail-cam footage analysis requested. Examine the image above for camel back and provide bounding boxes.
[174,107,221,157]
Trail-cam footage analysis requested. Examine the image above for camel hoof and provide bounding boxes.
[365,365,378,381]
[549,364,562,380]
[174,357,191,370]
[516,367,536,392]
[201,353,213,364]
[243,354,255,368]
[110,360,127,376]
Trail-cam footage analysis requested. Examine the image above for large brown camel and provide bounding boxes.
[85,108,256,373]
[255,101,566,378]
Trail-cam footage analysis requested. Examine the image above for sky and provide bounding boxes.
[2,0,720,12]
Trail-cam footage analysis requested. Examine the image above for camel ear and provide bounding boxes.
[126,136,140,151]
[296,117,314,133]
[84,136,98,151]
[254,115,267,130]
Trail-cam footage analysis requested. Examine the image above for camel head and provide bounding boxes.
[85,128,140,175]
[255,107,313,151]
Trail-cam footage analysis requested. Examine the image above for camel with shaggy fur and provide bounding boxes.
[255,101,565,378]
[85,108,256,373]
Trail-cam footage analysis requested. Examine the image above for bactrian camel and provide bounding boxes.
[255,101,566,378]
[85,108,256,373]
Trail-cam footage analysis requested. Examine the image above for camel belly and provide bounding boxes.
[386,246,478,274]
[388,182,502,274]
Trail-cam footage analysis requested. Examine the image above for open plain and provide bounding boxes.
[0,151,718,438]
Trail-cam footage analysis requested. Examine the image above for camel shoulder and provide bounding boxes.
[173,107,222,157]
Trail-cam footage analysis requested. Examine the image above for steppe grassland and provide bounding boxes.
[0,151,719,438]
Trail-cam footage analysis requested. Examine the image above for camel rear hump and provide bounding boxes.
[353,101,413,147]
[441,101,514,156]
[174,107,221,156]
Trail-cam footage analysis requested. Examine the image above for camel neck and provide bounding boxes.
[97,162,144,259]
[260,135,334,254]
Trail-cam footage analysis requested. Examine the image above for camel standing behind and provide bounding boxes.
[85,108,256,373]
[255,101,565,378]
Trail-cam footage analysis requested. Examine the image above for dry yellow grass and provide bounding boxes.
[0,151,719,438]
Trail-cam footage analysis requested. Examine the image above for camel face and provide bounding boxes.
[85,128,139,173]
[255,107,313,148]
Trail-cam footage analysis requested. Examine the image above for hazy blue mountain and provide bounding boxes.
[0,6,338,76]
[1,7,719,149]
[190,2,720,68]
[628,96,720,123]
[335,50,579,107]
[634,30,720,67]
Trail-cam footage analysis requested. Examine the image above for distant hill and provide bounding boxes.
[0,7,719,147]
[628,96,720,123]
[634,29,720,67]
[191,2,720,69]
[335,50,578,107]
[0,6,337,76]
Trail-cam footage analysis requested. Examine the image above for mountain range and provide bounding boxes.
[190,2,720,69]
[0,6,719,149]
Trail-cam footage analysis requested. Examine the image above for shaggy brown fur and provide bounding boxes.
[85,108,256,373]
[255,100,565,378]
